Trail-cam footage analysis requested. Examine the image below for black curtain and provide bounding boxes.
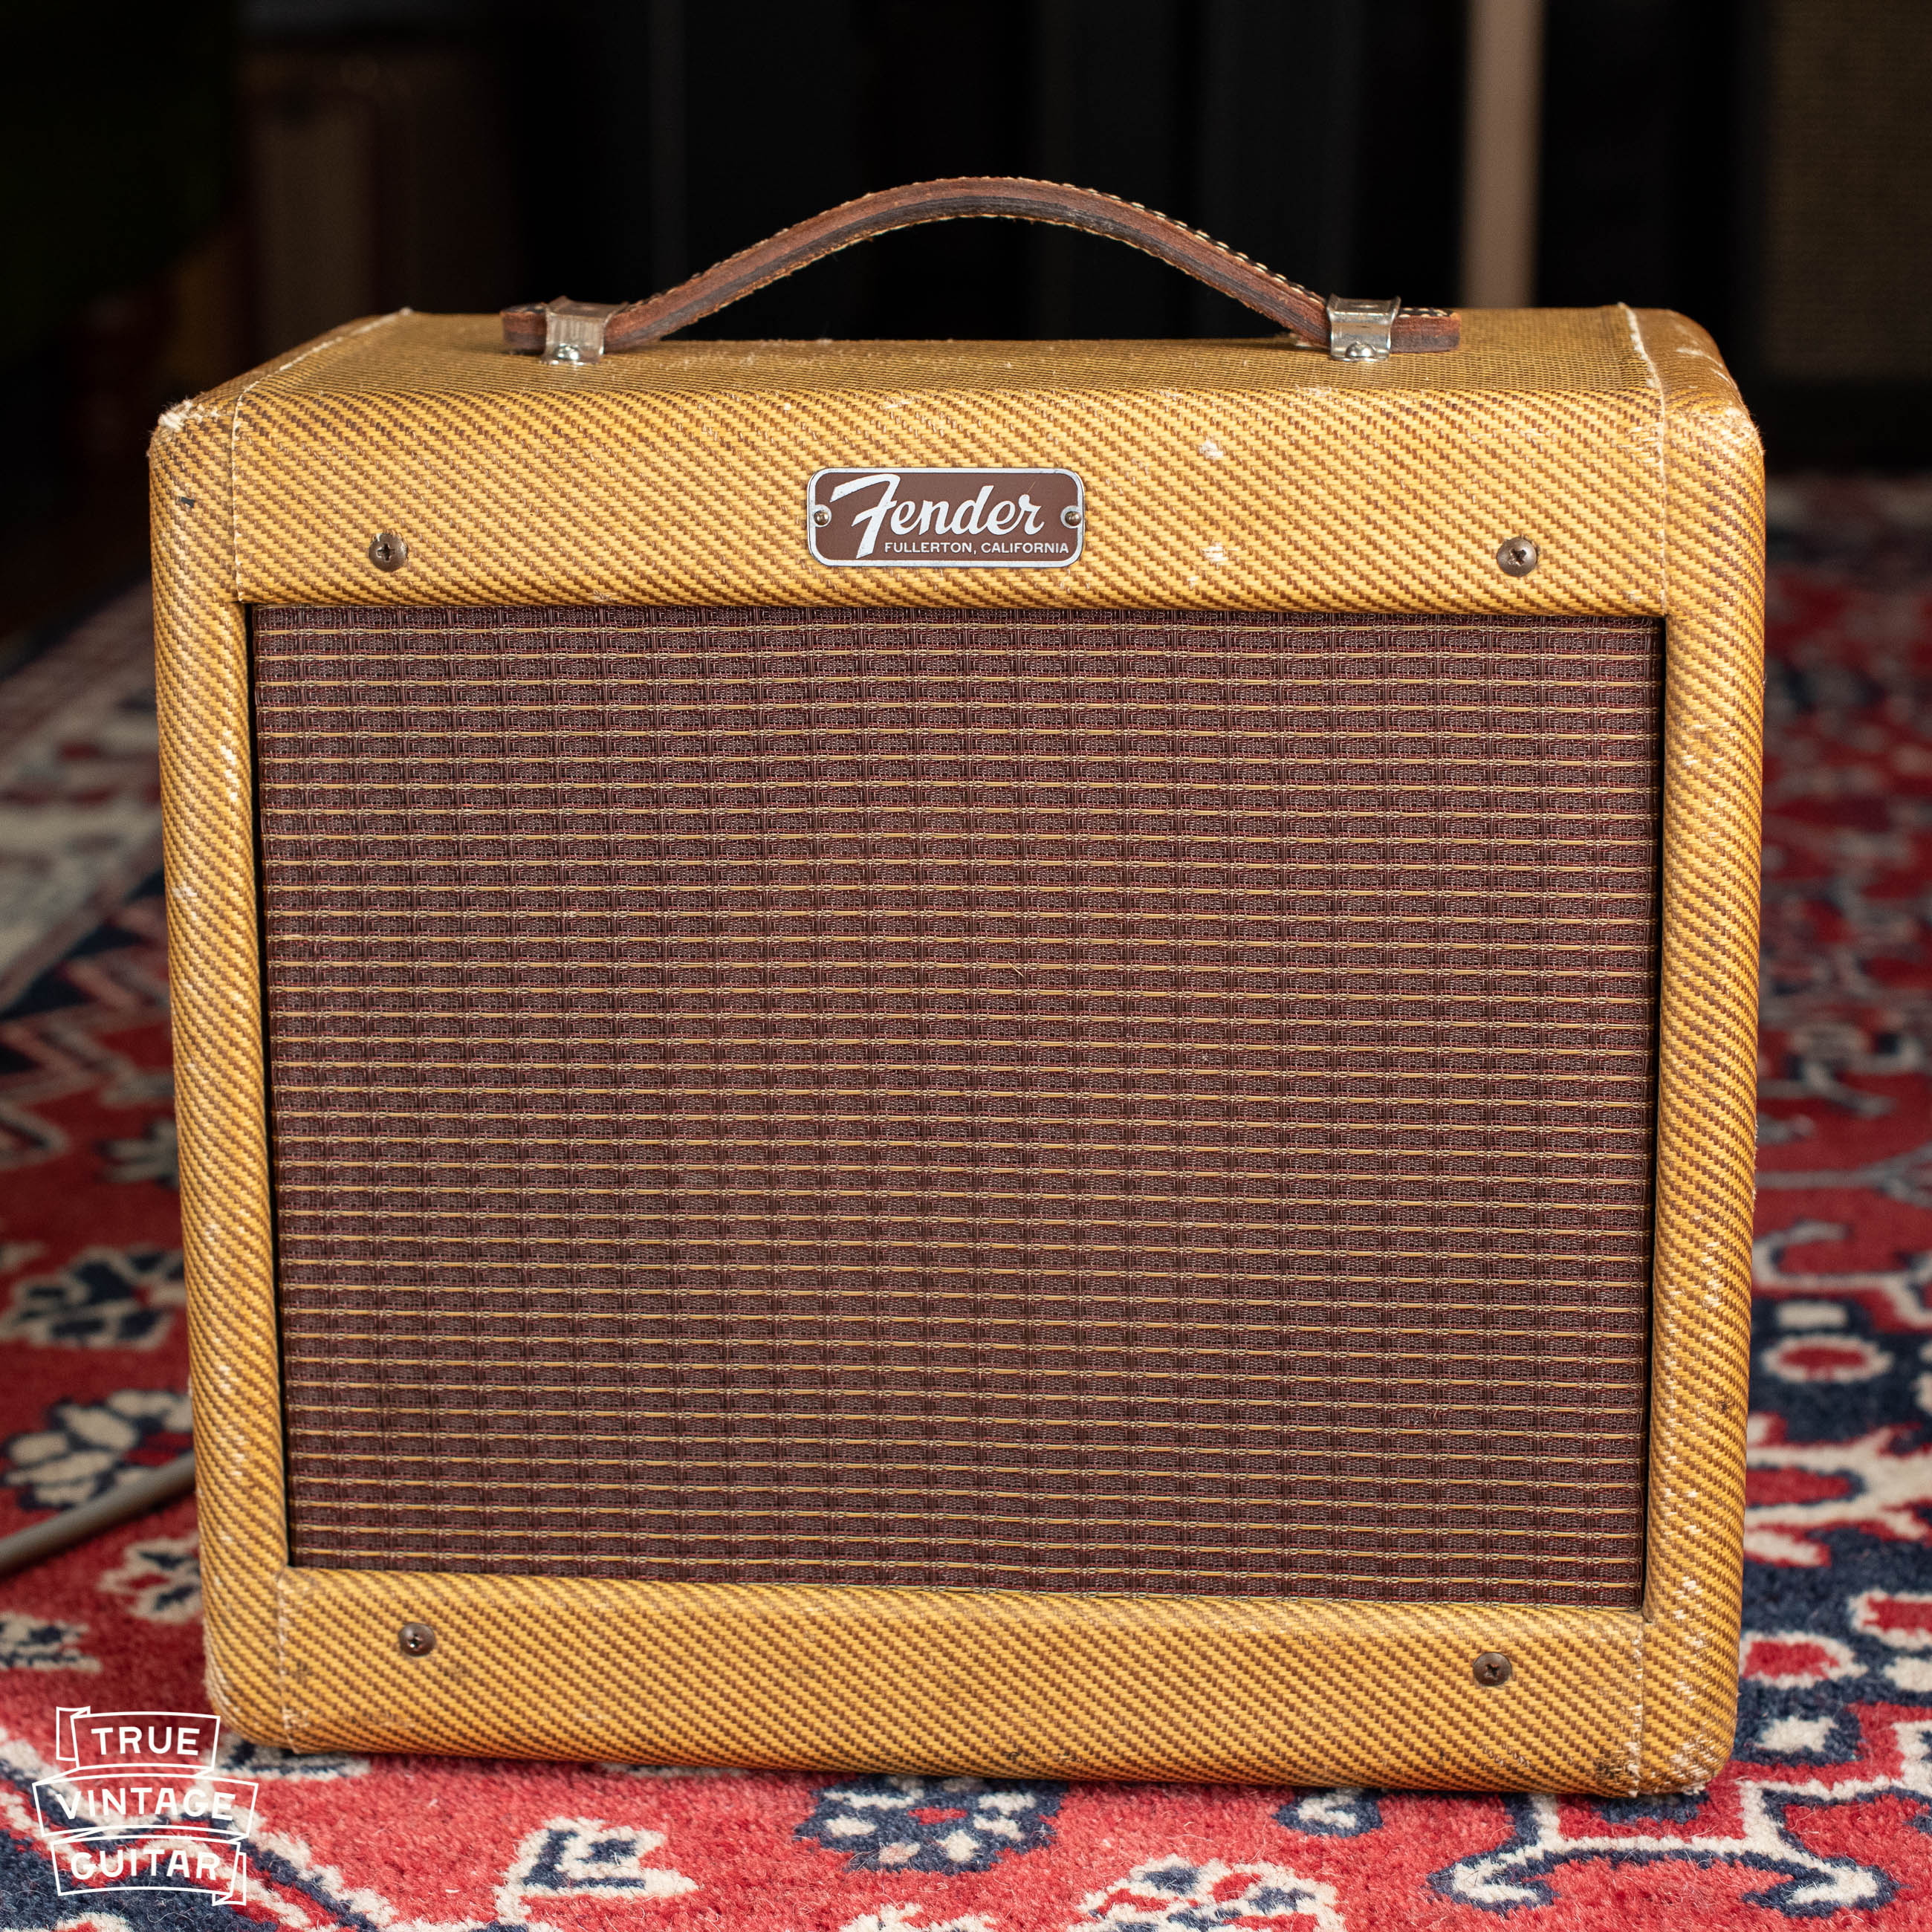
[507,0,1465,340]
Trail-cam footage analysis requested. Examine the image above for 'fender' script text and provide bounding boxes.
[808,467,1084,568]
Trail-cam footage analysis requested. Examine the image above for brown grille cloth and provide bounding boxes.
[255,606,1659,1606]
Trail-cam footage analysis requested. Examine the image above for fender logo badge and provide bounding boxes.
[808,467,1084,568]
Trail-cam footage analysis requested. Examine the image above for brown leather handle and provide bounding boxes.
[502,176,1459,354]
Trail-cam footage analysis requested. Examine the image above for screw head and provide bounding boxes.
[1496,536,1539,577]
[1061,504,1083,528]
[398,1621,436,1657]
[369,531,408,571]
[1473,1650,1513,1688]
[811,505,832,528]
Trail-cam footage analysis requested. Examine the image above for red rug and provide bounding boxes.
[4,487,1932,1926]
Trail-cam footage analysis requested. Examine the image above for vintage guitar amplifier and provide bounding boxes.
[152,180,1763,1792]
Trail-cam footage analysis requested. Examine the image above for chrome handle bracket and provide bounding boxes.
[541,300,622,365]
[1325,295,1401,362]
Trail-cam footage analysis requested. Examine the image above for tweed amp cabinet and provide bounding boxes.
[152,181,1763,1793]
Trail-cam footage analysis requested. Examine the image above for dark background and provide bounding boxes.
[4,0,1929,637]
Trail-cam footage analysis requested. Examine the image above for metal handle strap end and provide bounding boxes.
[1325,295,1402,361]
[542,301,623,364]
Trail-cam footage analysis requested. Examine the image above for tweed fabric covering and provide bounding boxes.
[256,604,1660,1607]
[230,312,1669,620]
[1638,320,1765,1789]
[148,306,1762,1792]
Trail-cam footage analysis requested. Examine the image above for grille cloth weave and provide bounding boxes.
[257,605,1659,1606]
